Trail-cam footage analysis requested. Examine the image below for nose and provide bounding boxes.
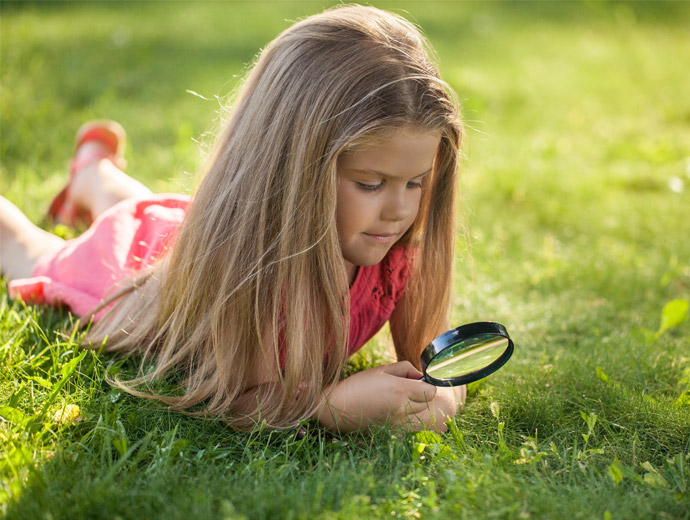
[381,186,415,222]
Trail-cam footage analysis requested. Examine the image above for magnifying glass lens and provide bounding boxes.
[425,334,510,380]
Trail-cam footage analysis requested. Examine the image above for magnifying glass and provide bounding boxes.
[420,322,514,387]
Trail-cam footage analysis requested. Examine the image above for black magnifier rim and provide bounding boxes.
[420,321,514,387]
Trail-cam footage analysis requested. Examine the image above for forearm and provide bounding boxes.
[314,376,465,434]
[313,383,366,433]
[311,362,440,433]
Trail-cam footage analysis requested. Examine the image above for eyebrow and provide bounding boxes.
[347,168,432,179]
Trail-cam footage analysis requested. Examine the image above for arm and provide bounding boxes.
[239,316,464,433]
[313,360,465,433]
[314,360,442,433]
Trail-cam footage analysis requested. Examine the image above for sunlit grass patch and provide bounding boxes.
[2,1,690,519]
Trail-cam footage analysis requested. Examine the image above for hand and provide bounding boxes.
[429,384,467,432]
[315,361,464,433]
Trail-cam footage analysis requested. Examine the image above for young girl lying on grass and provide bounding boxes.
[1,5,466,433]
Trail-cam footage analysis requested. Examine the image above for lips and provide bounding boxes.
[363,232,399,244]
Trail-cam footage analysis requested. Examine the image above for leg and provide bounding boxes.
[49,120,153,223]
[0,196,65,280]
[69,144,152,219]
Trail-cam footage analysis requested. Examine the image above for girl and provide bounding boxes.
[1,5,466,433]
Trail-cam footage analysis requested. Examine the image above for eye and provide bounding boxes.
[356,181,383,191]
[407,180,423,189]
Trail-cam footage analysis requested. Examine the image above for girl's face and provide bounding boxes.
[336,127,441,281]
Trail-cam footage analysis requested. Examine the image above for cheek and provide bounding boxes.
[409,191,424,220]
[335,185,360,238]
[337,185,370,224]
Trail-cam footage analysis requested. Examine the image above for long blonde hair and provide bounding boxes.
[86,4,462,430]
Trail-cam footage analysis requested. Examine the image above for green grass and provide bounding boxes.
[2,1,690,518]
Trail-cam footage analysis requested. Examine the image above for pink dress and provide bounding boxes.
[9,195,412,355]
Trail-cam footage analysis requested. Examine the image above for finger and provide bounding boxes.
[408,402,454,432]
[404,398,434,415]
[400,409,432,432]
[399,377,437,403]
[405,412,449,434]
[381,360,423,380]
[391,407,449,434]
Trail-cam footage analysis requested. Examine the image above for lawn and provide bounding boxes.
[1,1,689,519]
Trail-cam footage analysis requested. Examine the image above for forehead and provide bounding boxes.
[338,127,441,177]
